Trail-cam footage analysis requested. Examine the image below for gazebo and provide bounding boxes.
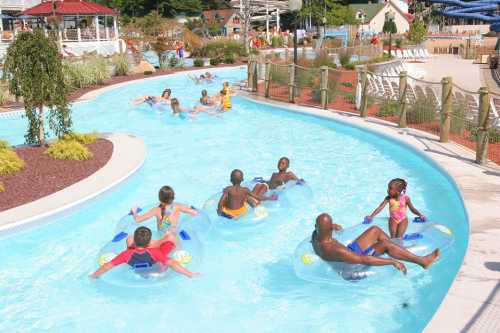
[18,0,121,56]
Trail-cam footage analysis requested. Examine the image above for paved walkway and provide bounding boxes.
[412,55,483,91]
[241,92,500,333]
[0,132,146,233]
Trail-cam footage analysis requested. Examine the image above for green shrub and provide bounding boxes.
[344,63,355,70]
[210,58,221,66]
[270,66,289,85]
[0,147,25,176]
[450,103,466,134]
[111,54,129,76]
[312,54,337,68]
[271,35,284,48]
[198,40,245,59]
[62,132,98,145]
[224,52,235,64]
[377,99,399,117]
[0,139,10,150]
[470,127,500,143]
[344,92,356,105]
[395,39,403,48]
[407,97,437,124]
[193,58,204,67]
[45,139,92,161]
[168,54,179,68]
[341,81,353,88]
[339,52,351,68]
[63,55,110,91]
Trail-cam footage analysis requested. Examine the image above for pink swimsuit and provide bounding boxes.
[389,194,408,223]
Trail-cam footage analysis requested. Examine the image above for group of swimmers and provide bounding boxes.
[90,158,440,279]
[131,76,233,119]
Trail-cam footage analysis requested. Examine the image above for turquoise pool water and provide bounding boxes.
[0,67,468,332]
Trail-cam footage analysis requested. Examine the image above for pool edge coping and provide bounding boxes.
[0,132,146,234]
[239,93,500,333]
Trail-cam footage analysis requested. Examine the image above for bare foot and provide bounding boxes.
[421,249,440,269]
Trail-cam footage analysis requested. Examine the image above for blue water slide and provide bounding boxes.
[431,0,500,30]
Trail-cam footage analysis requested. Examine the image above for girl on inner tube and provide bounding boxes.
[132,88,172,106]
[131,186,198,233]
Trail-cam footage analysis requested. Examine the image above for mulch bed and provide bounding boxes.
[0,139,113,212]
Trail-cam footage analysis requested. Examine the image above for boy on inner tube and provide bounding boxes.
[311,213,440,274]
[217,169,277,219]
[252,157,303,200]
[89,226,200,279]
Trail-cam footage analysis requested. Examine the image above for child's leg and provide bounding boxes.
[388,218,398,238]
[252,183,268,197]
[131,96,146,105]
[396,218,409,238]
[166,258,199,278]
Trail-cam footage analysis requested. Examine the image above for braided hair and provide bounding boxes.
[388,178,407,194]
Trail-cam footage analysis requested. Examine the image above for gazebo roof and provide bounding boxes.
[20,0,116,16]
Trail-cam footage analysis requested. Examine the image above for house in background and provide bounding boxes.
[202,9,242,37]
[350,1,411,36]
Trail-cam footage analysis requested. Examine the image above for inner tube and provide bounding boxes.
[96,211,203,287]
[293,217,454,283]
[243,177,313,208]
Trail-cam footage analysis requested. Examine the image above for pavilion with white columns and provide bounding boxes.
[18,0,121,56]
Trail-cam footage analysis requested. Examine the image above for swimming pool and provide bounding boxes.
[0,67,468,332]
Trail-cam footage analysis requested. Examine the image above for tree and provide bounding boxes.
[3,30,71,145]
[237,0,260,54]
[299,0,358,30]
[408,19,427,45]
[383,16,397,56]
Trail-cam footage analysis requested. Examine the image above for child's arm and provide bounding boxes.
[166,258,200,278]
[407,197,425,219]
[176,204,199,216]
[366,198,389,220]
[90,262,114,279]
[131,206,159,224]
[287,171,299,181]
[248,190,277,202]
[217,189,229,215]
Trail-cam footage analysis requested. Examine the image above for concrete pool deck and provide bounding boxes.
[240,93,500,333]
[0,132,146,233]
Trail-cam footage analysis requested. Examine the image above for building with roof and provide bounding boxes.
[202,9,242,37]
[350,0,411,36]
[1,0,120,58]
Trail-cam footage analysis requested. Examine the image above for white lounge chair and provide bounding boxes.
[395,49,403,59]
[402,49,410,59]
[423,49,432,57]
[418,48,427,58]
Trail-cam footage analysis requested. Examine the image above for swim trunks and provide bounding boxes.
[220,203,249,219]
[347,242,376,256]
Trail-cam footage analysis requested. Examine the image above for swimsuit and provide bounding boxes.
[159,204,174,231]
[110,241,175,268]
[347,242,377,256]
[389,194,408,223]
[145,96,155,106]
[220,203,249,219]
